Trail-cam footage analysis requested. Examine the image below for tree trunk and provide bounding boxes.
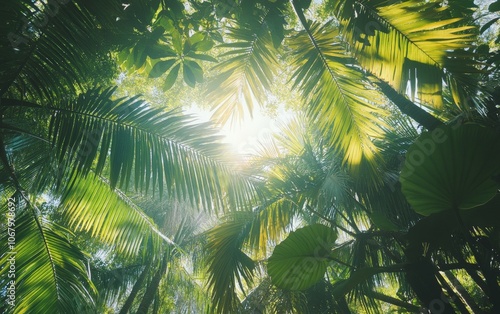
[135,253,169,314]
[442,270,484,314]
[405,257,455,314]
[118,264,151,314]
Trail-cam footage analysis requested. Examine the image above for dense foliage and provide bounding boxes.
[2,0,500,313]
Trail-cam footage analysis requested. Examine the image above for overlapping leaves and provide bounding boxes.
[0,205,95,314]
[60,175,166,257]
[288,21,388,169]
[4,86,255,210]
[333,0,477,109]
[0,0,125,101]
[206,22,280,124]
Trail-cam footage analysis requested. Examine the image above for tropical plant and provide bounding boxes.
[0,1,253,313]
[3,0,500,313]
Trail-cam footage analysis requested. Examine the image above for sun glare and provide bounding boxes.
[184,104,294,155]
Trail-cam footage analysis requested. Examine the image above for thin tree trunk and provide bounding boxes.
[118,264,151,314]
[135,252,169,314]
[435,271,469,314]
[152,290,160,314]
[442,270,484,314]
[405,257,455,314]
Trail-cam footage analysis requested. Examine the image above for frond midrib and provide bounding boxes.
[1,98,235,173]
[291,6,374,155]
[354,0,455,68]
[26,196,62,307]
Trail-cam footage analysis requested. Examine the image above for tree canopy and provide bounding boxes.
[1,0,500,313]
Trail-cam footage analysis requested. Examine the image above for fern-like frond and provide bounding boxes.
[206,21,280,125]
[287,21,388,171]
[2,87,255,211]
[60,175,166,258]
[333,0,478,108]
[204,212,256,313]
[0,200,95,314]
[0,0,125,101]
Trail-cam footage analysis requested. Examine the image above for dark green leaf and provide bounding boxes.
[192,40,214,52]
[148,59,177,78]
[400,124,500,215]
[183,62,196,87]
[171,29,183,53]
[186,52,218,63]
[184,60,203,83]
[163,63,180,90]
[146,44,178,59]
[480,17,500,34]
[489,0,500,12]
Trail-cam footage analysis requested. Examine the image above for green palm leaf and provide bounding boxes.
[0,202,95,314]
[60,175,166,257]
[0,0,125,101]
[204,212,256,313]
[267,224,337,291]
[288,21,388,170]
[2,87,255,211]
[206,22,280,124]
[333,0,477,109]
[400,124,500,215]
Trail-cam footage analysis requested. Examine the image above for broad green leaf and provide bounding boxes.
[163,63,180,90]
[146,44,177,59]
[186,51,218,63]
[192,40,214,52]
[183,62,196,87]
[400,124,500,215]
[268,224,336,290]
[189,32,205,44]
[184,60,203,83]
[171,29,183,54]
[148,59,177,78]
[489,0,500,12]
[133,44,147,68]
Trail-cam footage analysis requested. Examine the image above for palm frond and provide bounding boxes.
[204,212,256,313]
[333,0,478,109]
[0,199,95,314]
[206,21,280,125]
[91,263,147,310]
[287,21,389,173]
[2,87,255,211]
[0,0,122,101]
[60,175,165,258]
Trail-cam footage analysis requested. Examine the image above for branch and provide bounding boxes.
[377,80,444,131]
[365,290,420,312]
